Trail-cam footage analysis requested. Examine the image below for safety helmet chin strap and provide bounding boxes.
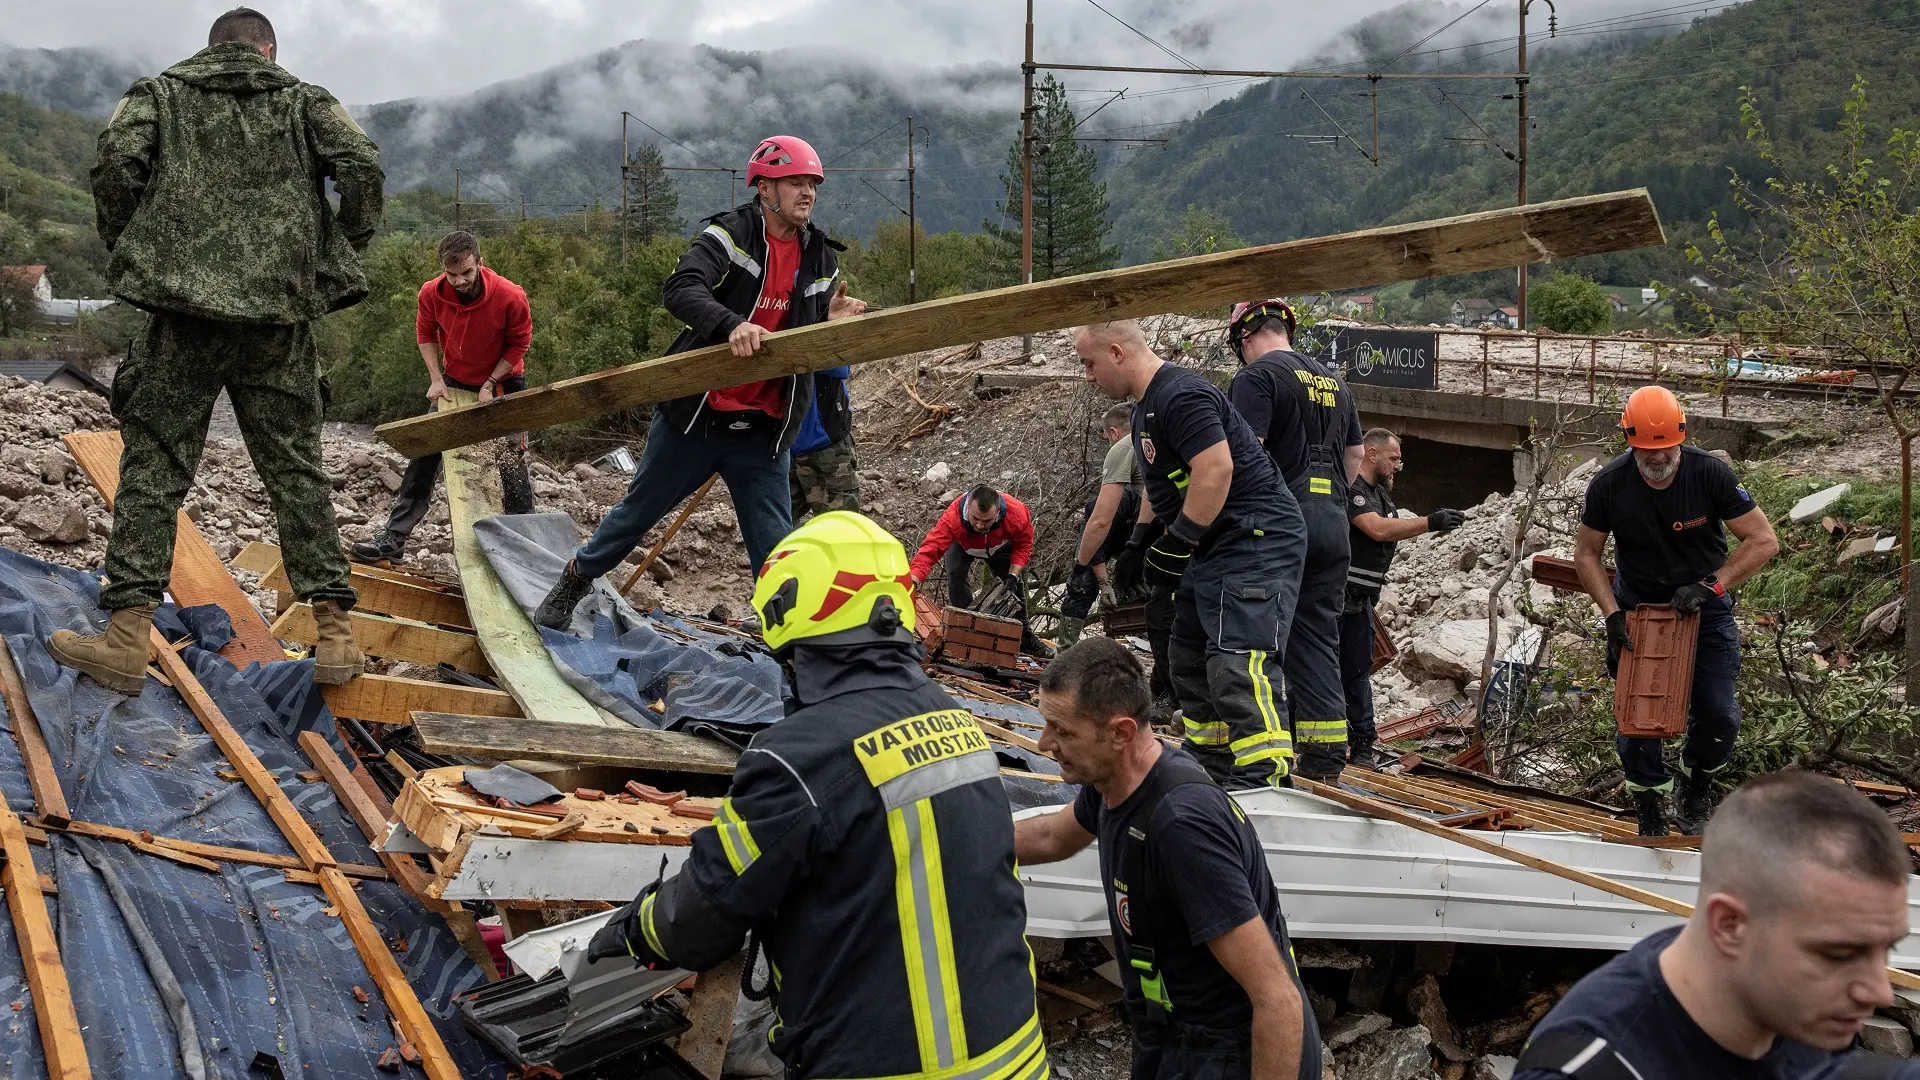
[760,184,808,234]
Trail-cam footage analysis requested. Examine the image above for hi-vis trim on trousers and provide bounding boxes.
[1231,649,1293,772]
[1295,720,1349,744]
[889,801,968,1070]
[715,798,761,874]
[825,1011,1049,1080]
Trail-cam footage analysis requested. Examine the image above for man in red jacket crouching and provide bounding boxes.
[910,484,1052,658]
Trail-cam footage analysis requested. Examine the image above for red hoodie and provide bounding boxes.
[416,265,532,386]
[909,493,1035,583]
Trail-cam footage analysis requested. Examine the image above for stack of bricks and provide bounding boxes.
[941,607,1024,669]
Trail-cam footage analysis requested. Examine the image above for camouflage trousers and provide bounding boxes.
[789,440,862,522]
[101,312,355,610]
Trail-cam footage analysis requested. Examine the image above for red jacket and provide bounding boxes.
[910,493,1035,583]
[416,265,532,386]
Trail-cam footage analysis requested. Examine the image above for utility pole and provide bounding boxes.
[521,193,528,221]
[907,116,918,304]
[1516,0,1555,331]
[1021,0,1036,354]
[453,169,461,229]
[620,112,630,264]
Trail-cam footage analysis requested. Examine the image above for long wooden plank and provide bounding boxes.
[236,542,462,593]
[379,190,1667,456]
[438,388,615,728]
[0,792,89,1078]
[0,640,71,827]
[411,712,741,775]
[270,603,492,676]
[321,673,521,727]
[261,562,472,630]
[64,430,283,668]
[38,819,387,879]
[147,629,462,1077]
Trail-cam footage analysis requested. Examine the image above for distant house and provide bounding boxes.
[0,266,53,304]
[0,360,109,397]
[1339,295,1378,319]
[1493,306,1520,330]
[1451,298,1496,326]
[0,267,114,324]
[1604,293,1631,314]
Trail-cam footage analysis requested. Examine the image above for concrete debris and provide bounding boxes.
[1860,1016,1915,1058]
[14,496,90,544]
[1322,1012,1393,1051]
[922,461,952,486]
[1336,1023,1437,1080]
[1399,619,1519,685]
[1298,939,1368,970]
[1406,976,1472,1063]
[1468,1057,1517,1080]
[1788,482,1851,523]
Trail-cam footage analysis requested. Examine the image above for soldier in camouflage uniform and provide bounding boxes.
[50,7,384,695]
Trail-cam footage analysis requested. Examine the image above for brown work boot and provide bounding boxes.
[311,599,365,685]
[47,603,156,695]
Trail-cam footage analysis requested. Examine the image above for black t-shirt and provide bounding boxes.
[1132,363,1287,526]
[1071,748,1302,1029]
[1228,350,1364,498]
[1346,474,1399,598]
[1516,927,1844,1080]
[1580,446,1759,602]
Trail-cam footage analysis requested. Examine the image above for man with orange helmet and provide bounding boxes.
[1574,385,1779,837]
[535,134,868,629]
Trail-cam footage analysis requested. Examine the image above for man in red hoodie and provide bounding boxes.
[354,230,535,562]
[910,484,1051,657]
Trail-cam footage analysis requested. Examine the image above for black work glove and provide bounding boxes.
[1111,521,1162,600]
[1669,579,1721,615]
[1143,515,1205,592]
[1605,609,1634,654]
[586,887,669,967]
[1427,508,1467,533]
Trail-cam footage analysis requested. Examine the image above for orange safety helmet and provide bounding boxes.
[1620,385,1686,449]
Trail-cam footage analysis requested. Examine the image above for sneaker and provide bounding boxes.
[1634,790,1670,838]
[535,560,596,631]
[351,531,407,563]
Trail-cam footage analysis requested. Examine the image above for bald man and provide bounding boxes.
[1074,320,1308,789]
[1516,770,1914,1079]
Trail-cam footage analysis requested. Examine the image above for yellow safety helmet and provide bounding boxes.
[753,511,917,655]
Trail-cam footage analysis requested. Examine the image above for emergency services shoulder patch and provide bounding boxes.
[852,709,999,811]
[1353,494,1368,507]
[1736,485,1752,501]
[1139,435,1156,465]
[1117,893,1132,936]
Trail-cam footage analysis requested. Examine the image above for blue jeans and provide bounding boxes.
[572,407,794,581]
[1607,578,1741,792]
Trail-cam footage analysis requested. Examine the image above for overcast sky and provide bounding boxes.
[2,0,1421,104]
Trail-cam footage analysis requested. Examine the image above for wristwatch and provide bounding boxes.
[1701,575,1725,597]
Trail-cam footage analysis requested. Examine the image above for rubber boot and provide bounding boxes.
[536,559,595,631]
[1676,770,1717,836]
[1634,789,1670,838]
[351,530,407,563]
[311,599,365,685]
[1056,617,1086,649]
[47,603,155,695]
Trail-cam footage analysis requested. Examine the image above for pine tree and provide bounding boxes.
[625,142,683,244]
[984,76,1122,284]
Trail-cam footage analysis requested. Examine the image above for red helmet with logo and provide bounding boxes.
[1228,297,1298,359]
[746,135,825,187]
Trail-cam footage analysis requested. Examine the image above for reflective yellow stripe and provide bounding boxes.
[1169,468,1191,489]
[1247,650,1286,745]
[1296,720,1349,743]
[639,892,667,957]
[714,798,761,875]
[827,1010,1046,1080]
[889,802,966,1069]
[1309,476,1332,495]
[1182,716,1230,746]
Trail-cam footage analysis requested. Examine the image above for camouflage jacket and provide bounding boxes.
[91,42,385,323]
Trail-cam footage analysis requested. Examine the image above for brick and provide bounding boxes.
[947,628,995,649]
[946,610,975,630]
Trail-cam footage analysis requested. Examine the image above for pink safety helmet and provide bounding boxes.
[746,135,825,186]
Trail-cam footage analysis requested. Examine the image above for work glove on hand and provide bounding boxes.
[1669,579,1721,615]
[1143,515,1205,592]
[1111,521,1163,601]
[586,887,668,968]
[1427,508,1467,533]
[1605,609,1634,654]
[1068,563,1098,594]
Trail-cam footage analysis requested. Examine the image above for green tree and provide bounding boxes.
[1528,272,1611,334]
[0,212,39,337]
[841,220,995,307]
[1151,204,1244,261]
[625,142,683,245]
[983,75,1121,284]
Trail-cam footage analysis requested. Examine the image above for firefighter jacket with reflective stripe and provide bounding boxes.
[639,662,1046,1080]
[658,199,849,454]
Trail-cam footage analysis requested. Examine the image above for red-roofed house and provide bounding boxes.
[0,266,52,303]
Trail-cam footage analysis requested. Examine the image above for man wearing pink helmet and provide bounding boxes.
[536,135,868,629]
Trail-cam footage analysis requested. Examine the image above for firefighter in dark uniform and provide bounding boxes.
[586,511,1048,1080]
[1225,298,1364,780]
[1074,319,1307,788]
[1340,430,1465,768]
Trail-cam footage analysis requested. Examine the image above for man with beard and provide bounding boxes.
[354,230,534,563]
[1339,429,1465,769]
[1515,770,1911,1080]
[536,135,868,629]
[1574,386,1779,837]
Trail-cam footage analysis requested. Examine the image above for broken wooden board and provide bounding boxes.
[271,603,492,676]
[321,673,521,727]
[392,765,710,858]
[411,712,740,776]
[248,551,471,630]
[0,793,89,1079]
[680,951,746,1080]
[0,639,71,827]
[438,388,615,729]
[63,430,283,669]
[380,190,1667,456]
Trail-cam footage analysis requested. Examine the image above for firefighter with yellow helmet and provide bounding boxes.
[588,511,1049,1080]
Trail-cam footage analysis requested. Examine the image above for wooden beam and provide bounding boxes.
[378,190,1667,456]
[39,818,387,879]
[0,640,70,827]
[271,603,492,676]
[146,628,463,1077]
[260,561,471,630]
[0,793,89,1079]
[64,430,283,668]
[679,950,746,1080]
[321,673,520,727]
[410,712,740,775]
